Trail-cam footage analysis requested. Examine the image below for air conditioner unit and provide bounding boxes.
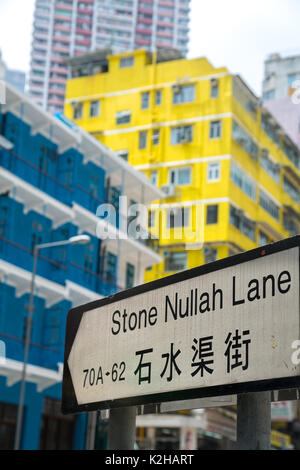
[161,184,176,197]
[237,137,247,145]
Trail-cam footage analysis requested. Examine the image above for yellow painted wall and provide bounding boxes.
[64,49,300,282]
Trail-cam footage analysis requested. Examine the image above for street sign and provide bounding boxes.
[62,236,300,414]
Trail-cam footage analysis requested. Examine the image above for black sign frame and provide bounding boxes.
[62,235,300,414]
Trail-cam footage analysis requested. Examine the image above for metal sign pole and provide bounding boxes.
[235,391,271,450]
[107,407,136,450]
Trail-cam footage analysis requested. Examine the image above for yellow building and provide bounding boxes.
[64,48,300,283]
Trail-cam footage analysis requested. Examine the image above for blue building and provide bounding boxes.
[0,83,162,449]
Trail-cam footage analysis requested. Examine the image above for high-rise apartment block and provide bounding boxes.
[29,0,191,113]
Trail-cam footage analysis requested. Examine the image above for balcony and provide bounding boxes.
[73,203,162,268]
[0,350,63,389]
[0,237,117,303]
[0,147,73,207]
[0,236,68,289]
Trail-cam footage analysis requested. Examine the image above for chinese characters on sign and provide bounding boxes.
[83,330,251,389]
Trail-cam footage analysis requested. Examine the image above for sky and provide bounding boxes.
[0,0,300,96]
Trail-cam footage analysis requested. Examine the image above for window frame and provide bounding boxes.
[209,120,222,139]
[206,204,219,225]
[207,162,221,182]
[172,84,195,105]
[139,130,147,149]
[116,110,131,125]
[168,166,191,186]
[141,92,150,110]
[89,100,100,118]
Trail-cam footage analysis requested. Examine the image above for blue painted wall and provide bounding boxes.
[0,108,121,449]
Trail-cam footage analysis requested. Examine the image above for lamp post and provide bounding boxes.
[14,235,91,450]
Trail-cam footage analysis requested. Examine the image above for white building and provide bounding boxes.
[262,52,300,148]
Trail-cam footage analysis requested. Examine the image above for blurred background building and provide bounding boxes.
[0,51,26,94]
[29,0,191,114]
[262,52,300,148]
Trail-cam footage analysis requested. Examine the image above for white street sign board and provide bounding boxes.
[62,237,300,414]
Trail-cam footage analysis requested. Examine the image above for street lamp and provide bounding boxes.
[14,234,91,450]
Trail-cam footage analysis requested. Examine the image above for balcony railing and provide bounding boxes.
[0,147,73,207]
[0,331,63,371]
[0,235,120,298]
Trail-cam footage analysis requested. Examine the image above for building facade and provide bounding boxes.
[0,82,161,449]
[29,0,191,113]
[262,52,300,147]
[0,51,26,94]
[64,48,300,285]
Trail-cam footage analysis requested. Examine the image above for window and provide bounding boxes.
[89,100,100,117]
[259,190,279,220]
[165,252,187,272]
[260,151,280,183]
[73,102,83,120]
[283,175,299,203]
[230,161,257,200]
[40,398,76,450]
[261,114,280,147]
[0,402,18,449]
[210,120,222,139]
[166,207,189,228]
[206,205,218,225]
[171,125,193,145]
[204,247,217,264]
[283,212,299,236]
[152,129,160,146]
[139,131,147,149]
[43,307,62,347]
[116,150,129,161]
[230,206,255,240]
[120,56,134,68]
[232,121,258,160]
[258,231,268,247]
[283,140,300,170]
[148,210,155,228]
[263,90,275,101]
[116,110,131,125]
[141,92,150,110]
[169,167,191,186]
[210,79,219,98]
[288,73,297,87]
[150,170,158,186]
[125,263,135,289]
[172,84,195,104]
[207,162,221,182]
[155,90,162,105]
[102,252,117,284]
